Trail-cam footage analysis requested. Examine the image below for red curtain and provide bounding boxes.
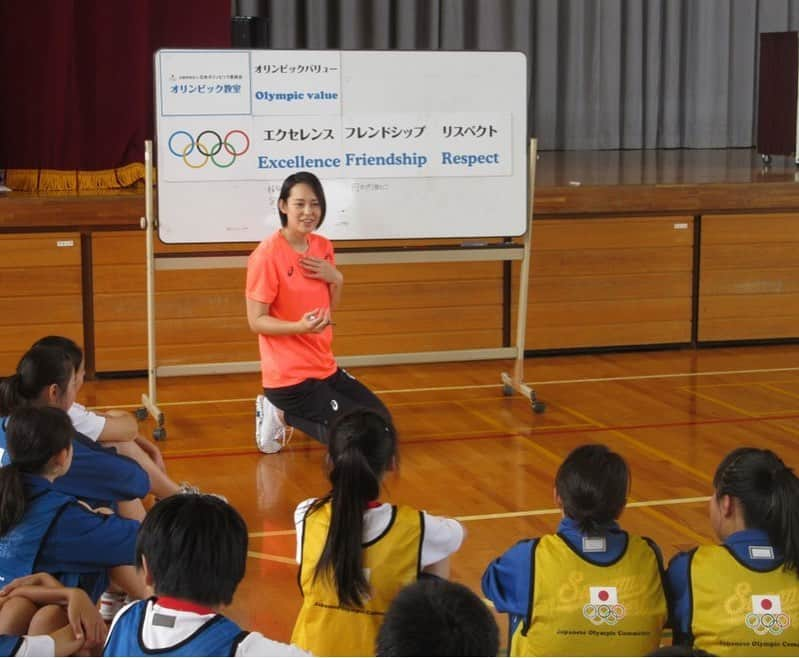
[0,0,229,185]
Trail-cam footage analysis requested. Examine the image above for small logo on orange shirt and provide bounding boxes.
[287,266,294,276]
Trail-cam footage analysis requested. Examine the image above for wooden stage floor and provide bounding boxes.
[78,344,799,644]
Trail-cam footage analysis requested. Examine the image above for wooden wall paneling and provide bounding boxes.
[92,232,505,372]
[94,232,256,371]
[511,217,695,350]
[699,213,799,341]
[0,233,83,373]
[334,260,503,357]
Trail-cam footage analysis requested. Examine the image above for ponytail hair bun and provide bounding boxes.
[555,444,629,534]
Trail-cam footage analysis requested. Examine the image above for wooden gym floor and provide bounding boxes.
[78,344,799,643]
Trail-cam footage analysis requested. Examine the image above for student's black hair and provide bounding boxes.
[555,444,629,534]
[375,577,500,657]
[0,346,75,416]
[31,336,84,372]
[0,406,72,535]
[713,447,799,576]
[277,171,327,227]
[309,408,397,608]
[135,493,248,607]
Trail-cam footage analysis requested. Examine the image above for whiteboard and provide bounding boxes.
[154,49,527,243]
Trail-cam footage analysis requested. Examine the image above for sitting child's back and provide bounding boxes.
[482,444,667,656]
[103,493,306,657]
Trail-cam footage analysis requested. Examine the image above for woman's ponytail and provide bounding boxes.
[0,463,26,536]
[770,465,799,576]
[0,374,25,416]
[0,346,74,416]
[0,407,73,536]
[311,409,397,608]
[714,447,799,576]
[555,444,629,534]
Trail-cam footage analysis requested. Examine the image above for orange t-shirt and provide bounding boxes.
[246,230,337,388]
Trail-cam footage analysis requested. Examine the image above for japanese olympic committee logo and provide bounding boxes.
[168,130,250,168]
[745,595,791,635]
[583,586,625,626]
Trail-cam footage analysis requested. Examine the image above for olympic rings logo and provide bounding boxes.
[168,130,250,168]
[583,603,626,626]
[745,611,791,636]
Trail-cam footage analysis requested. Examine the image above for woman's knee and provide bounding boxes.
[28,603,69,635]
[0,596,38,635]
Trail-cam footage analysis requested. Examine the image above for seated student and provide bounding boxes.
[667,447,799,655]
[0,407,146,610]
[0,571,106,656]
[291,409,465,656]
[103,493,307,657]
[0,345,149,520]
[375,576,500,656]
[32,336,197,499]
[482,443,667,656]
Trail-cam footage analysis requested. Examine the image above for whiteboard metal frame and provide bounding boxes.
[140,139,539,435]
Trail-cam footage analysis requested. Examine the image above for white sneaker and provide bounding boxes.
[99,590,127,622]
[256,394,289,454]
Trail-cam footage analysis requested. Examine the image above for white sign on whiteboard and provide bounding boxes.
[155,49,528,243]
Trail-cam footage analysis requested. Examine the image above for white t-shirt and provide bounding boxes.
[68,402,106,441]
[294,498,464,566]
[14,635,55,657]
[107,601,308,657]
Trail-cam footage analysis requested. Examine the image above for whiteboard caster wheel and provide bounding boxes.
[134,407,148,421]
[532,401,546,414]
[153,427,167,441]
[502,384,513,396]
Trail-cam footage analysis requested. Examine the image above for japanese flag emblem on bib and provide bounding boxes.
[746,594,791,636]
[583,586,625,625]
[590,587,618,605]
[752,595,782,614]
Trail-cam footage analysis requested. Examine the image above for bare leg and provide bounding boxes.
[49,625,86,657]
[116,498,146,522]
[109,565,149,601]
[106,440,180,499]
[422,557,451,579]
[0,596,37,635]
[28,603,68,635]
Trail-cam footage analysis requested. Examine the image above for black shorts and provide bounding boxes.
[265,368,391,443]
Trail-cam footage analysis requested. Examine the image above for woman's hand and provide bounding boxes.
[0,572,61,596]
[136,436,167,472]
[299,308,332,333]
[66,588,107,648]
[299,256,342,285]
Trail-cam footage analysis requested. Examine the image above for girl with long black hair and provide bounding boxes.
[290,409,463,656]
[0,407,144,636]
[667,447,799,655]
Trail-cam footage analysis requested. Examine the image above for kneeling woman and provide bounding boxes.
[245,171,391,452]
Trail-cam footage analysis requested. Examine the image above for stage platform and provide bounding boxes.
[535,148,799,216]
[2,148,799,228]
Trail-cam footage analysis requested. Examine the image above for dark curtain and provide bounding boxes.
[0,0,229,177]
[238,0,799,150]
